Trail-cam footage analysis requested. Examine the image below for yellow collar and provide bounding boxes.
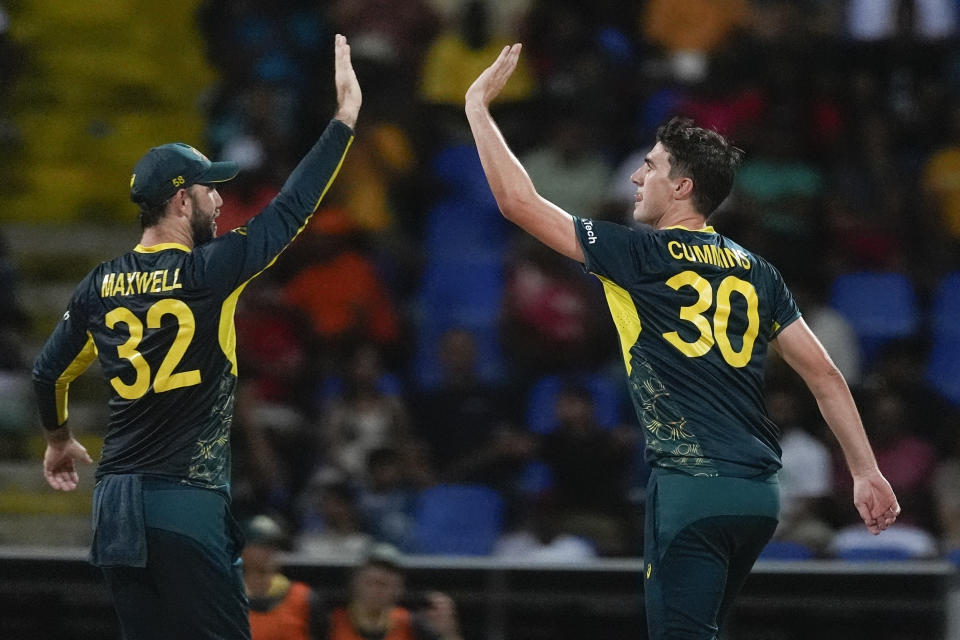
[661,225,716,233]
[134,242,191,253]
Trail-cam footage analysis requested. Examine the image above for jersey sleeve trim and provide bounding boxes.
[51,332,98,427]
[595,274,643,375]
[769,311,802,340]
[216,133,355,375]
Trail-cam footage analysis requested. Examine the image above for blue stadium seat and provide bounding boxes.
[926,272,960,405]
[525,372,623,435]
[929,272,960,337]
[406,484,504,556]
[758,540,815,561]
[414,259,506,389]
[947,548,960,567]
[834,547,915,562]
[828,272,919,365]
[925,336,960,406]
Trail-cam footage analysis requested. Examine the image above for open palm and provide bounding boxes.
[465,43,522,109]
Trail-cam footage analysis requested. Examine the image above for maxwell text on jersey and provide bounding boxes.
[100,269,184,297]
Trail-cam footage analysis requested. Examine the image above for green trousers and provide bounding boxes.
[643,469,780,640]
[98,477,250,640]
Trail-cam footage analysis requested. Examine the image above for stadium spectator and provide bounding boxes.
[330,543,463,640]
[356,446,419,548]
[412,328,529,490]
[921,96,960,264]
[767,386,835,555]
[832,390,937,533]
[281,209,402,359]
[519,109,614,219]
[329,0,439,71]
[418,0,535,107]
[494,495,597,563]
[500,236,614,378]
[243,514,326,640]
[296,478,374,562]
[933,428,960,554]
[640,0,751,83]
[313,343,413,479]
[536,383,637,556]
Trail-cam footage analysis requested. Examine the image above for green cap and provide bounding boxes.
[130,142,239,209]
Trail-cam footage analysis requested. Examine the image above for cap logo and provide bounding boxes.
[187,146,208,162]
[172,175,185,187]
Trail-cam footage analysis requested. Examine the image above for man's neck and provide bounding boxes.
[653,206,708,231]
[140,221,193,249]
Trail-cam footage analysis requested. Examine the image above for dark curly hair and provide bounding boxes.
[655,117,744,217]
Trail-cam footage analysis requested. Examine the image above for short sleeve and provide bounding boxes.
[573,217,646,286]
[765,263,801,340]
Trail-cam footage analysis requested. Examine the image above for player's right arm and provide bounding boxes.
[464,44,583,263]
[772,319,901,534]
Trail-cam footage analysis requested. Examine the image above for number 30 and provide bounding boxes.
[662,271,760,368]
[104,299,201,399]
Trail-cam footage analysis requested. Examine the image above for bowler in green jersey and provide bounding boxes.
[466,45,901,640]
[32,35,361,640]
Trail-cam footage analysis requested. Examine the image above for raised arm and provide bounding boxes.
[464,44,583,263]
[772,318,901,534]
[201,34,360,290]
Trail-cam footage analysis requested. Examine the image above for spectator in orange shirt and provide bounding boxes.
[282,207,401,355]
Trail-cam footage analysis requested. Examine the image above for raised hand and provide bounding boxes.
[44,436,94,491]
[853,468,901,535]
[334,33,362,129]
[465,43,522,111]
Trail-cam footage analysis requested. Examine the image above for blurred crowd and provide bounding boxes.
[4,0,960,562]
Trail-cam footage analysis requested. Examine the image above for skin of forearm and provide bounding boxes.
[465,105,538,217]
[806,368,878,477]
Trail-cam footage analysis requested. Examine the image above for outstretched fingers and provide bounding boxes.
[333,33,361,127]
[467,43,522,107]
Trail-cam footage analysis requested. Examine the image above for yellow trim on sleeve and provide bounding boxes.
[219,281,250,376]
[596,275,642,375]
[218,133,355,374]
[55,332,98,425]
[313,136,353,211]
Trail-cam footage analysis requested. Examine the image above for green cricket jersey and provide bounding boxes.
[32,119,354,493]
[573,217,801,478]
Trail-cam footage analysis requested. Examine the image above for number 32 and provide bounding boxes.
[105,299,201,399]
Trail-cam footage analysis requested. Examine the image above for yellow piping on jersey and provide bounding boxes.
[218,134,354,374]
[595,275,642,375]
[135,243,191,253]
[662,225,716,233]
[55,332,98,425]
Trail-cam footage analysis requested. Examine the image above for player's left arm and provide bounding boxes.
[464,44,583,263]
[200,34,360,290]
[32,291,97,490]
[772,319,900,534]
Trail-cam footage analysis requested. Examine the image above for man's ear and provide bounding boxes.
[674,177,694,200]
[171,188,191,217]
